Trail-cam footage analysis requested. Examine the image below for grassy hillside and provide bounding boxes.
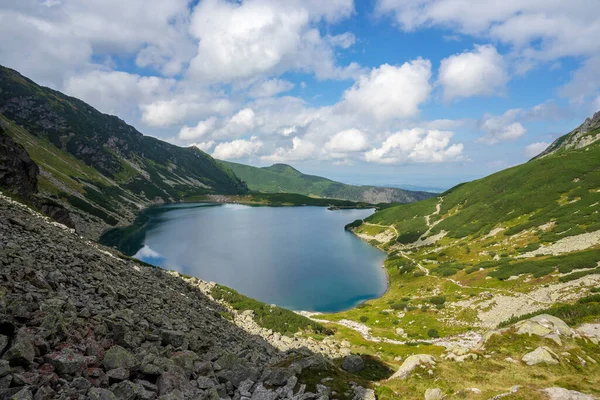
[0,65,247,237]
[314,113,600,399]
[222,161,434,204]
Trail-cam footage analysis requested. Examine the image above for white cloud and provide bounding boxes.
[262,137,319,162]
[365,129,464,164]
[439,45,507,101]
[525,142,550,158]
[376,0,600,62]
[140,95,235,127]
[326,32,356,49]
[341,60,432,121]
[212,136,263,160]
[134,245,163,259]
[179,117,218,141]
[249,79,295,98]
[188,0,358,83]
[63,70,175,117]
[479,110,527,144]
[325,129,369,153]
[0,0,193,86]
[559,56,600,104]
[190,141,217,153]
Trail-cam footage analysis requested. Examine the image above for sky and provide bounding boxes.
[1,1,600,190]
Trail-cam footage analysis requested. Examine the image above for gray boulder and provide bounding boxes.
[88,387,118,400]
[522,347,559,366]
[389,354,436,380]
[542,387,595,400]
[3,330,35,367]
[46,349,86,375]
[161,331,184,348]
[425,388,444,400]
[103,346,138,371]
[342,355,365,373]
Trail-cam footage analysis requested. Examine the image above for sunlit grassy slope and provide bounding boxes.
[221,161,435,204]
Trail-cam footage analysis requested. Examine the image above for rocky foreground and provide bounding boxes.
[0,194,373,400]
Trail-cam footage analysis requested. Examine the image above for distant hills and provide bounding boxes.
[222,161,435,204]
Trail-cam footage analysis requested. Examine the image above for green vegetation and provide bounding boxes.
[489,250,600,280]
[221,160,434,204]
[210,285,332,336]
[367,141,600,243]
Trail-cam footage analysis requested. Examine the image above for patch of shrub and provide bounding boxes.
[391,301,408,310]
[359,316,369,323]
[344,219,363,231]
[428,296,446,305]
[427,329,439,338]
[413,270,426,277]
[211,285,332,336]
[559,268,600,283]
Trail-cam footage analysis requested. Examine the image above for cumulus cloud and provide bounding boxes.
[559,56,600,104]
[376,0,600,61]
[212,136,264,160]
[262,137,319,162]
[365,129,464,164]
[179,117,218,141]
[0,0,193,85]
[479,109,527,144]
[63,70,176,118]
[341,60,432,121]
[190,141,217,153]
[525,142,550,158]
[140,95,235,127]
[439,45,507,101]
[325,129,369,153]
[476,103,568,145]
[248,79,295,98]
[187,0,359,83]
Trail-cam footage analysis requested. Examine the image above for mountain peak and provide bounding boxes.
[534,110,600,159]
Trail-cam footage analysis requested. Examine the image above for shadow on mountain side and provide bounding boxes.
[0,194,390,399]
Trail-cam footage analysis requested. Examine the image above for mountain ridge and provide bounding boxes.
[221,160,435,204]
[0,65,247,238]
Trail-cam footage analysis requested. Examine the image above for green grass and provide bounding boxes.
[221,160,435,204]
[210,284,332,336]
[369,141,600,243]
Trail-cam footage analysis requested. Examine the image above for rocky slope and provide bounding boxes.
[221,162,434,204]
[535,111,600,158]
[0,65,246,238]
[0,192,379,400]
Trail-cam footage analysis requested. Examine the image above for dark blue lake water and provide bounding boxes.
[131,203,387,312]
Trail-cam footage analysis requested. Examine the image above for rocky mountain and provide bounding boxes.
[0,193,383,400]
[0,65,247,238]
[535,111,600,159]
[221,162,435,204]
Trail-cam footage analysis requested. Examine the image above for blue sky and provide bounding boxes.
[1,0,599,190]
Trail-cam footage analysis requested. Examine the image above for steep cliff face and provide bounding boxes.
[0,122,38,199]
[534,111,600,159]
